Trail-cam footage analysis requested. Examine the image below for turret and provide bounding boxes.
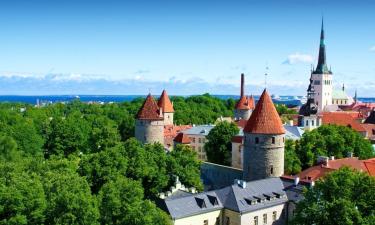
[158,90,175,126]
[243,89,285,181]
[234,73,253,120]
[135,94,165,144]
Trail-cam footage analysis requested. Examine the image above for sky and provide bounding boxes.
[0,0,374,96]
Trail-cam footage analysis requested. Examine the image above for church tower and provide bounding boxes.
[234,73,254,120]
[243,89,285,181]
[311,19,333,111]
[158,90,175,126]
[135,94,165,144]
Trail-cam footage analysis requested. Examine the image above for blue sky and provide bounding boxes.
[0,0,374,96]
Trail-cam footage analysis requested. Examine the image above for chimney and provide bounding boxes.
[240,73,245,97]
[294,177,300,186]
[317,156,329,166]
[235,179,247,189]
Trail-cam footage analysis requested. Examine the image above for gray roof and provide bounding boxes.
[163,191,223,219]
[182,125,215,136]
[284,125,304,140]
[215,177,288,213]
[162,177,291,219]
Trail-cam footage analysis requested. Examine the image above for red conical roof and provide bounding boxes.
[235,95,250,110]
[244,89,285,134]
[137,94,163,120]
[247,95,255,110]
[158,90,174,113]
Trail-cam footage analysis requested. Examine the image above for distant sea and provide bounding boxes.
[0,95,374,106]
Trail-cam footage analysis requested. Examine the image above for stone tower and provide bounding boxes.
[234,73,254,120]
[311,19,333,111]
[158,90,175,126]
[135,94,165,144]
[243,89,285,181]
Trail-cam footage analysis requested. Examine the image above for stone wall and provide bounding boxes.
[234,109,251,120]
[163,112,174,126]
[135,119,164,144]
[243,133,285,181]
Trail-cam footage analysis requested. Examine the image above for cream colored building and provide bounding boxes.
[182,125,215,161]
[160,177,302,225]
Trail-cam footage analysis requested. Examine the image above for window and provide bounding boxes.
[263,213,267,224]
[254,216,258,225]
[199,138,202,143]
[312,120,314,126]
[192,138,196,143]
[305,120,309,126]
[204,219,208,225]
[255,137,259,144]
[314,80,320,85]
[226,216,230,225]
[272,137,275,144]
[198,146,202,152]
[272,211,277,221]
[270,166,274,175]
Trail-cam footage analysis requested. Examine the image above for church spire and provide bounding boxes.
[314,18,331,74]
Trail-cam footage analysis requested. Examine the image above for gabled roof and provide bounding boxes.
[174,132,191,144]
[235,95,250,110]
[158,90,174,113]
[244,89,285,134]
[364,111,375,124]
[136,94,163,120]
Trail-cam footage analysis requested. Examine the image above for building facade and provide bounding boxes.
[182,125,215,161]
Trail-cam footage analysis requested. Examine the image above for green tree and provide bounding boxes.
[0,135,19,161]
[0,163,46,225]
[42,169,99,225]
[79,145,128,194]
[296,125,374,168]
[167,144,203,191]
[205,121,239,166]
[284,139,302,175]
[98,176,171,225]
[292,167,375,225]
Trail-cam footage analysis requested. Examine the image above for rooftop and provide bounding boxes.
[158,90,175,113]
[244,89,285,134]
[182,125,215,136]
[136,94,163,120]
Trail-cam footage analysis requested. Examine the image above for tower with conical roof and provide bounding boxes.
[311,18,333,111]
[135,94,165,144]
[243,89,285,181]
[158,90,175,126]
[234,73,254,120]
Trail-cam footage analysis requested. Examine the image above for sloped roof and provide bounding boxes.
[174,132,191,144]
[244,89,285,134]
[235,95,250,110]
[322,112,366,132]
[363,158,375,176]
[247,95,255,109]
[158,90,174,113]
[136,94,163,120]
[364,111,375,124]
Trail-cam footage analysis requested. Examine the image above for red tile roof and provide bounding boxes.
[231,136,244,143]
[235,119,248,129]
[322,112,366,132]
[244,89,285,134]
[158,90,174,113]
[136,94,163,120]
[362,124,375,140]
[295,157,375,182]
[235,95,250,110]
[173,132,191,144]
[247,95,255,110]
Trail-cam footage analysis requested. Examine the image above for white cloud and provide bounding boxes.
[369,46,375,52]
[283,53,313,65]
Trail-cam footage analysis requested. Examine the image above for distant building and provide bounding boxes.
[158,90,175,126]
[182,125,215,161]
[135,94,165,144]
[173,132,191,148]
[332,84,353,106]
[159,177,306,225]
[287,156,375,183]
[234,73,254,121]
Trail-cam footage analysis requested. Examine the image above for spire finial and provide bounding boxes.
[264,64,269,89]
[342,83,345,91]
[240,73,245,97]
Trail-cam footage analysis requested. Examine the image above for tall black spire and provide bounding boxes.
[313,18,331,74]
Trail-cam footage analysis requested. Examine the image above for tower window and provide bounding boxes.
[272,137,275,144]
[270,166,274,175]
[255,137,259,144]
[312,120,315,126]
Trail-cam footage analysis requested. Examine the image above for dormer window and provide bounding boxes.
[195,197,206,208]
